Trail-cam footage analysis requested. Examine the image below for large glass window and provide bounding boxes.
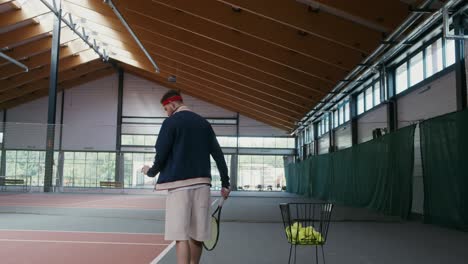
[396,63,408,94]
[338,106,344,125]
[237,155,286,191]
[425,38,443,77]
[123,152,157,188]
[344,102,350,121]
[357,93,364,115]
[333,110,339,128]
[6,150,46,186]
[216,136,237,148]
[238,137,295,149]
[373,82,381,106]
[409,51,424,86]
[211,155,232,190]
[445,38,456,67]
[365,87,373,111]
[63,152,116,188]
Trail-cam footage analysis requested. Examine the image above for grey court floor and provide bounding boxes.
[1,191,467,264]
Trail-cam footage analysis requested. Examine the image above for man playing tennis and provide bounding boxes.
[142,90,231,264]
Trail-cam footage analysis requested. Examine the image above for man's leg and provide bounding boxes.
[189,239,203,264]
[176,240,191,264]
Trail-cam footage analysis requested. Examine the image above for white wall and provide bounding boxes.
[5,93,63,150]
[357,105,387,144]
[334,124,352,150]
[238,115,289,136]
[61,74,118,151]
[123,73,288,137]
[3,72,288,151]
[398,70,456,128]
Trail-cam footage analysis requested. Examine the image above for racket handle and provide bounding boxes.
[218,197,225,207]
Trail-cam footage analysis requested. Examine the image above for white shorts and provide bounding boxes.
[164,185,211,241]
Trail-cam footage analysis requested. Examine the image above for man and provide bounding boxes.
[142,90,230,264]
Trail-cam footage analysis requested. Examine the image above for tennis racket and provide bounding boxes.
[203,198,225,251]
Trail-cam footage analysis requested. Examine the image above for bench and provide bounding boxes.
[99,181,124,189]
[0,177,30,192]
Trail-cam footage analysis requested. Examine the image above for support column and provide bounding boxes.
[115,68,124,184]
[350,94,358,145]
[230,113,240,191]
[0,110,6,185]
[328,112,335,152]
[44,3,62,192]
[454,15,467,111]
[387,99,398,132]
[55,91,65,191]
[313,122,319,155]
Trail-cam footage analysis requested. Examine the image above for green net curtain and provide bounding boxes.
[420,110,468,230]
[285,125,416,218]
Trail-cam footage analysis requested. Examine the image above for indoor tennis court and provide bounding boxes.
[1,0,468,263]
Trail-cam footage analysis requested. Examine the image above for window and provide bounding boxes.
[63,152,116,188]
[238,155,286,191]
[396,63,408,94]
[409,51,424,86]
[445,38,456,67]
[216,136,237,148]
[239,137,294,149]
[373,82,381,106]
[344,102,350,121]
[425,38,443,77]
[309,125,314,142]
[324,115,330,133]
[339,106,344,125]
[333,110,339,128]
[365,87,373,111]
[357,93,364,115]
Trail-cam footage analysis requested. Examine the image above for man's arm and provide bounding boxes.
[146,120,175,177]
[210,128,230,188]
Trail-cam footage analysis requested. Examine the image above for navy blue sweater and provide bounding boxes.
[147,110,230,188]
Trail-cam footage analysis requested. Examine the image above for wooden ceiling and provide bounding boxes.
[0,0,432,131]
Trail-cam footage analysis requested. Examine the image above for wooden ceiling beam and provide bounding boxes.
[114,52,305,119]
[143,42,321,103]
[0,29,80,66]
[0,0,50,28]
[119,1,347,84]
[312,0,411,32]
[146,46,318,105]
[215,0,382,53]
[0,49,99,93]
[123,13,334,94]
[158,62,305,118]
[36,0,331,96]
[138,34,324,98]
[0,39,89,79]
[108,42,317,109]
[61,0,126,32]
[0,67,115,110]
[0,14,62,49]
[151,0,363,71]
[0,60,109,103]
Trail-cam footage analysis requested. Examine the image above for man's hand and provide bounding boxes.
[141,165,150,175]
[221,187,231,200]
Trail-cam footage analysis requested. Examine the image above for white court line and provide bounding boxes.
[0,238,170,246]
[0,229,164,236]
[66,196,125,206]
[0,204,165,210]
[150,241,176,264]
